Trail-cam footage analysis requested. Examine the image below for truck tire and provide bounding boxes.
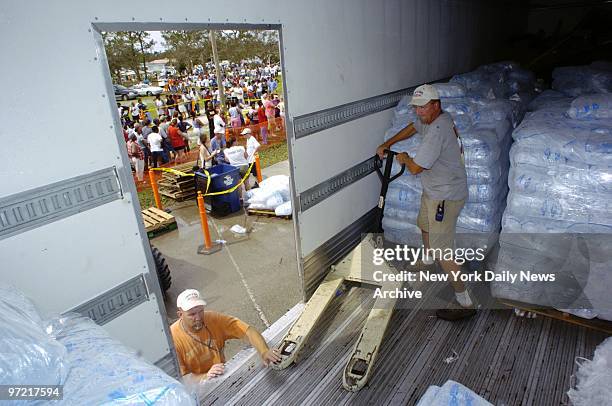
[151,245,171,298]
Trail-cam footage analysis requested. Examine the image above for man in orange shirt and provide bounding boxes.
[170,289,281,381]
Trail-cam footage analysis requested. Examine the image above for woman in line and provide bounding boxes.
[198,133,217,170]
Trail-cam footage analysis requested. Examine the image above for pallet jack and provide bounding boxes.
[272,150,406,391]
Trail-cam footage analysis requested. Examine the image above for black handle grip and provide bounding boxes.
[375,149,406,181]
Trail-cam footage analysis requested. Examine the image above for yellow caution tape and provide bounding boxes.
[150,161,255,197]
[149,167,194,177]
[200,161,255,197]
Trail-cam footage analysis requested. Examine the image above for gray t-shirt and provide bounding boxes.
[413,112,468,201]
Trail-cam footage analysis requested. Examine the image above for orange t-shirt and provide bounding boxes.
[170,311,250,375]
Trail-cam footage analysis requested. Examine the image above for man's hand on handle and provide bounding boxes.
[206,363,225,379]
[261,348,282,366]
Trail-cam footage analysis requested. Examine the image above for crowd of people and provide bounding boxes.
[120,62,283,187]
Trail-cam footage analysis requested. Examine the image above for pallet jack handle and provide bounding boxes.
[374,150,405,233]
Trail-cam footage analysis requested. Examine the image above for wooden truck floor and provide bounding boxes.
[201,284,609,406]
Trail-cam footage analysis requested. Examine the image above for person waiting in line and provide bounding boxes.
[155,95,165,118]
[166,95,175,118]
[167,118,187,164]
[263,94,276,137]
[242,128,261,189]
[213,106,226,136]
[205,101,216,141]
[210,130,228,165]
[126,134,145,184]
[177,116,192,152]
[228,101,242,136]
[257,100,267,144]
[170,289,281,382]
[192,118,207,146]
[147,126,164,168]
[198,133,217,170]
[130,101,140,123]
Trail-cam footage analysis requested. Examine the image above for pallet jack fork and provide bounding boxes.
[272,151,405,392]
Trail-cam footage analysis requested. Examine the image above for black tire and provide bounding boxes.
[146,91,152,96]
[122,94,127,100]
[151,245,171,297]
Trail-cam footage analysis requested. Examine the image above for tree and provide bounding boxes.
[102,32,135,83]
[161,30,211,71]
[103,31,155,83]
[132,31,155,81]
[215,30,280,63]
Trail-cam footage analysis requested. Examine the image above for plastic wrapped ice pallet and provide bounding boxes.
[45,314,195,405]
[385,174,505,204]
[433,82,467,98]
[415,380,492,406]
[568,337,612,405]
[0,285,68,388]
[552,65,612,97]
[527,89,572,111]
[504,190,612,227]
[511,109,612,166]
[567,93,612,120]
[508,162,612,196]
[492,235,612,321]
[274,200,292,216]
[245,174,291,209]
[450,71,505,99]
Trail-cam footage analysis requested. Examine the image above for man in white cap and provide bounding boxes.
[170,289,281,381]
[376,84,474,321]
[242,127,261,189]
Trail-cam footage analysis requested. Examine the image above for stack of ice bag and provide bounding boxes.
[382,62,535,251]
[0,284,196,405]
[567,336,612,405]
[492,63,612,321]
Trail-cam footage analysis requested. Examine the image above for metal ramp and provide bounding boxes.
[200,281,610,405]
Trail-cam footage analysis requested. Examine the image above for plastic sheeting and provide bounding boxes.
[494,66,612,321]
[245,175,291,211]
[552,64,612,97]
[0,284,195,405]
[0,285,68,388]
[568,337,612,406]
[416,380,492,406]
[46,314,195,405]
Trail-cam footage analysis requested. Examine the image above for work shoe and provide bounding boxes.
[422,254,435,265]
[435,308,477,321]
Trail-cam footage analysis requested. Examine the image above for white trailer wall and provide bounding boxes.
[0,0,525,373]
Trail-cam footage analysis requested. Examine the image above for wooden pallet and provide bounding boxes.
[158,178,195,191]
[142,207,177,237]
[159,188,196,201]
[246,208,292,219]
[158,162,197,201]
[500,299,612,334]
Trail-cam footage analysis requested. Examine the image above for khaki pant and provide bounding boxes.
[416,194,465,250]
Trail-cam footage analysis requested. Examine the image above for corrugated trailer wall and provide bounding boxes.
[0,0,525,374]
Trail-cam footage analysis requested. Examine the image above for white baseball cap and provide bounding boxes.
[240,128,252,135]
[177,289,207,311]
[410,84,439,106]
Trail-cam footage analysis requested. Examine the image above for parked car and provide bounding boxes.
[130,83,163,96]
[113,84,138,101]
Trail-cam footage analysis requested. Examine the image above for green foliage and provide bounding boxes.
[103,31,155,82]
[161,30,211,70]
[104,29,280,84]
[259,142,288,168]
